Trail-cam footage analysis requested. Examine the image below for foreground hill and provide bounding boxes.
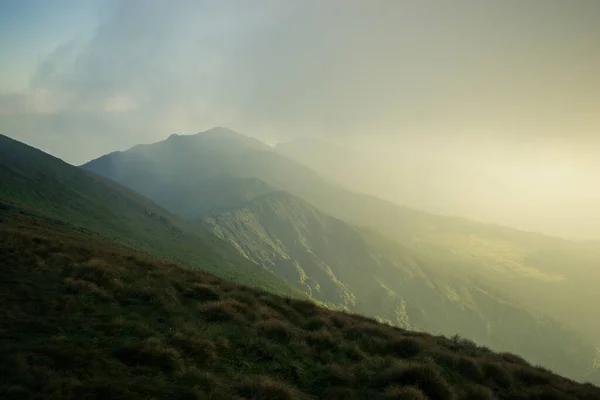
[0,134,301,298]
[82,128,600,382]
[1,215,599,400]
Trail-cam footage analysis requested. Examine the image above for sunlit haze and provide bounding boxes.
[1,0,599,238]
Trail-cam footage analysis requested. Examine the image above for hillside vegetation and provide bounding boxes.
[200,190,596,382]
[0,134,302,298]
[2,215,600,400]
[82,128,600,383]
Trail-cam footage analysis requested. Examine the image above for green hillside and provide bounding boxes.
[2,217,600,399]
[0,134,303,298]
[199,190,597,382]
[82,128,600,356]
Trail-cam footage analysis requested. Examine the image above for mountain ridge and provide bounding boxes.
[0,133,303,298]
[79,130,600,383]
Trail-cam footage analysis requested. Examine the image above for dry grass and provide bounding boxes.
[1,220,600,400]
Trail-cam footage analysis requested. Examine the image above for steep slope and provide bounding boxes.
[199,190,597,383]
[0,134,302,298]
[2,220,600,400]
[82,128,600,353]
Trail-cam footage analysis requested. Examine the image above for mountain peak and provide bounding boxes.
[184,127,272,151]
[201,126,240,136]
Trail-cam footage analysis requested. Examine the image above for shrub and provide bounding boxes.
[384,385,428,400]
[256,318,298,342]
[168,331,217,363]
[449,334,480,356]
[177,368,222,393]
[481,361,515,389]
[304,329,336,349]
[323,363,355,387]
[321,386,356,400]
[289,298,318,316]
[233,289,259,307]
[113,337,183,372]
[499,352,529,366]
[235,375,304,400]
[344,323,394,342]
[339,342,367,362]
[374,361,455,400]
[183,283,221,302]
[387,338,423,358]
[197,300,247,322]
[304,315,332,331]
[462,384,497,400]
[515,366,551,385]
[456,356,484,382]
[358,334,388,355]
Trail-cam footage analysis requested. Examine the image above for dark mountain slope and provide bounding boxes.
[0,134,302,298]
[1,218,599,399]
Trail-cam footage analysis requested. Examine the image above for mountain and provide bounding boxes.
[3,218,600,399]
[0,134,303,298]
[199,190,596,381]
[82,128,599,383]
[82,128,600,348]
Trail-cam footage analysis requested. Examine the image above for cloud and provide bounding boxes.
[1,0,599,164]
[104,94,138,113]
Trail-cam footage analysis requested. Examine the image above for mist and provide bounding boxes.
[1,0,599,238]
[276,136,600,240]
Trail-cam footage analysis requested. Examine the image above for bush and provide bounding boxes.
[481,361,515,389]
[456,356,484,382]
[462,384,497,400]
[183,283,221,302]
[289,298,318,316]
[515,366,551,385]
[235,375,304,400]
[168,331,217,363]
[321,386,356,400]
[374,362,455,400]
[114,338,183,372]
[256,318,298,342]
[384,385,428,400]
[197,300,247,322]
[304,315,332,331]
[304,329,336,349]
[323,363,355,387]
[500,352,529,366]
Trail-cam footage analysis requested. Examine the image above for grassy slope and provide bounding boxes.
[0,134,302,298]
[2,216,600,400]
[199,190,597,383]
[82,129,600,352]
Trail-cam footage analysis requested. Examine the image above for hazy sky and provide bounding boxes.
[1,0,600,231]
